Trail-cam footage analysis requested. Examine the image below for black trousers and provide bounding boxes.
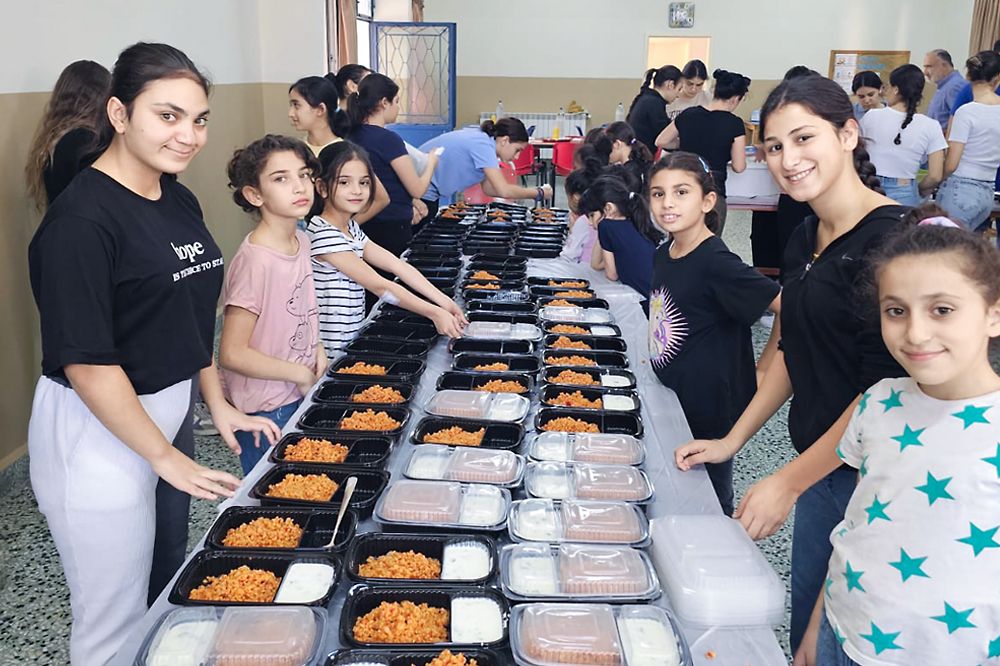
[363,217,413,313]
[146,377,196,606]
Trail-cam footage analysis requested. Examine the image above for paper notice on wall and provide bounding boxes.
[833,54,858,94]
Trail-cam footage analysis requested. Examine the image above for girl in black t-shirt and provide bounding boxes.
[647,152,781,515]
[673,75,904,658]
[626,65,682,153]
[27,43,280,665]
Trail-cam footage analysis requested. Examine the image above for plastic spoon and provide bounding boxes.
[324,476,357,549]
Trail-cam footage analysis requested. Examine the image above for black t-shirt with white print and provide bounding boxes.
[648,235,779,439]
[29,168,224,395]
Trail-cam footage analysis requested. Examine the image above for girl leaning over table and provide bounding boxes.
[26,42,279,665]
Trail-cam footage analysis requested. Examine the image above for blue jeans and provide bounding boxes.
[937,175,995,230]
[817,612,860,666]
[790,466,857,654]
[878,176,919,207]
[235,398,302,475]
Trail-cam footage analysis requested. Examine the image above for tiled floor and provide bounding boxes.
[0,208,798,665]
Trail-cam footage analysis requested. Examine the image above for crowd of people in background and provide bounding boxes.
[21,37,1000,666]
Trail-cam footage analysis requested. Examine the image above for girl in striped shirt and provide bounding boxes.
[307,141,466,356]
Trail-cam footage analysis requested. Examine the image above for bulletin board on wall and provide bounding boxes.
[829,50,912,94]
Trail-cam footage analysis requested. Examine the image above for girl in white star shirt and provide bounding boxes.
[795,206,1000,665]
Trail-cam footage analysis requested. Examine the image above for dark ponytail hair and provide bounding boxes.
[649,151,723,234]
[888,64,924,145]
[95,42,211,155]
[712,69,751,100]
[227,134,320,213]
[761,75,884,195]
[681,59,708,81]
[328,64,371,99]
[628,65,682,116]
[479,116,530,143]
[865,202,1000,309]
[604,121,653,183]
[290,76,350,138]
[578,174,661,244]
[966,50,1000,83]
[347,72,399,127]
[851,70,883,93]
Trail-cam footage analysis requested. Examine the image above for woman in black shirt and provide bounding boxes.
[673,74,905,658]
[626,65,682,153]
[25,60,110,208]
[27,43,279,665]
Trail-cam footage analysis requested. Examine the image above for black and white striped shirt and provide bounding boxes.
[307,216,368,356]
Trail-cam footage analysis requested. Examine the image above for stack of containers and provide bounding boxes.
[515,207,570,258]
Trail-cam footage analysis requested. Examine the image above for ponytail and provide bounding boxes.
[853,143,884,195]
[578,175,661,245]
[628,65,682,118]
[888,64,924,146]
[479,119,496,136]
[289,76,344,136]
[480,116,529,143]
[347,72,399,128]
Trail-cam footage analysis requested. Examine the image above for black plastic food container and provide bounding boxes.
[466,300,537,314]
[538,385,641,413]
[539,296,610,309]
[269,432,393,468]
[328,648,503,666]
[339,585,509,649]
[297,404,410,437]
[535,407,644,437]
[452,353,541,374]
[449,338,533,356]
[343,337,431,359]
[542,333,626,352]
[169,550,340,606]
[205,505,357,552]
[435,371,534,394]
[313,380,416,407]
[344,532,497,585]
[540,366,637,391]
[328,355,427,383]
[411,417,524,450]
[541,321,621,337]
[527,276,591,288]
[466,311,539,325]
[249,465,389,515]
[542,350,629,369]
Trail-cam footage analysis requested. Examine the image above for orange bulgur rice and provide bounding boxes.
[466,282,500,290]
[542,416,600,433]
[423,426,486,446]
[548,280,587,288]
[188,565,281,603]
[222,517,304,548]
[545,354,597,367]
[340,409,402,431]
[473,362,509,372]
[546,299,579,307]
[551,369,598,386]
[471,270,499,280]
[266,473,339,501]
[283,437,350,463]
[548,391,603,409]
[337,361,388,376]
[550,336,592,350]
[353,600,449,643]
[422,650,479,666]
[476,379,527,393]
[358,550,442,579]
[352,384,406,404]
[554,290,593,298]
[549,324,588,335]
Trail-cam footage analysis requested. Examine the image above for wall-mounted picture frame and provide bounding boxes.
[669,2,695,28]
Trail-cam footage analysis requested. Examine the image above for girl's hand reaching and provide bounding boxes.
[431,306,465,338]
[209,401,282,456]
[674,436,739,470]
[444,300,469,326]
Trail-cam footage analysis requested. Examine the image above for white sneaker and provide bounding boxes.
[192,402,219,436]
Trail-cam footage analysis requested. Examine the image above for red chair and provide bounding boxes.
[463,162,518,203]
[512,143,536,177]
[552,139,581,178]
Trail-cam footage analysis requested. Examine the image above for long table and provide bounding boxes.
[110,256,786,666]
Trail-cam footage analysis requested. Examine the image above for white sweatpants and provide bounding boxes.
[28,376,190,666]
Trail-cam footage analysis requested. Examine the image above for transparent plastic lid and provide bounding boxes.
[501,543,659,601]
[404,446,524,486]
[144,607,219,666]
[508,499,649,546]
[540,306,612,323]
[427,390,530,422]
[524,463,653,503]
[465,321,543,341]
[649,515,785,627]
[374,479,511,530]
[511,603,621,666]
[207,606,319,665]
[527,432,644,465]
[511,603,691,666]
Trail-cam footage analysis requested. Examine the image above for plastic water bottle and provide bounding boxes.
[615,102,625,122]
[554,107,565,139]
[495,100,505,120]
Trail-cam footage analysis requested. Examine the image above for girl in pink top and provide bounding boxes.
[220,135,328,473]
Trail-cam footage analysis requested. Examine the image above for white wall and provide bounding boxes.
[0,0,329,94]
[424,0,976,80]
